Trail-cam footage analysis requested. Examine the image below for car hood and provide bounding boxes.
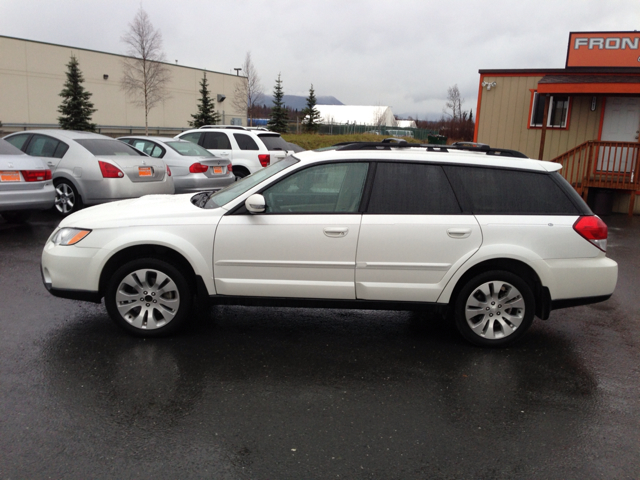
[59,193,226,229]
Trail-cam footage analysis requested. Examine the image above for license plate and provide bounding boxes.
[138,166,153,177]
[212,166,223,174]
[0,171,20,182]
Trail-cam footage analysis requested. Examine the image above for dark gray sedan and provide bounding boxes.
[118,136,235,194]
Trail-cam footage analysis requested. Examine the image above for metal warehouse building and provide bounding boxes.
[475,31,640,215]
[0,35,247,136]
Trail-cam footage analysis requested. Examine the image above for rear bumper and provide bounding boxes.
[0,182,55,212]
[544,256,618,301]
[174,173,235,194]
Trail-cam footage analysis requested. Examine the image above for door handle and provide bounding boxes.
[47,162,55,167]
[447,228,472,239]
[324,227,349,238]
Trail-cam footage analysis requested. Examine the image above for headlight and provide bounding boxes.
[51,228,92,246]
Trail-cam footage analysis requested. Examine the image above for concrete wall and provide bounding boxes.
[476,74,602,160]
[0,36,246,134]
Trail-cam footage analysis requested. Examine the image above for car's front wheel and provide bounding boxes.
[54,179,82,216]
[105,258,193,337]
[454,270,535,347]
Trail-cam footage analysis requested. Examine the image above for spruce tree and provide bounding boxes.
[57,55,96,131]
[189,72,220,128]
[267,73,288,133]
[301,84,322,133]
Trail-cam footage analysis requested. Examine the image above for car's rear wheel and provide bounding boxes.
[105,258,193,337]
[54,179,82,216]
[1,211,32,223]
[234,167,250,180]
[454,270,535,347]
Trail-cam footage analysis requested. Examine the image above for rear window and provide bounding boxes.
[75,139,146,156]
[444,166,581,215]
[0,139,26,155]
[165,141,214,157]
[258,134,290,151]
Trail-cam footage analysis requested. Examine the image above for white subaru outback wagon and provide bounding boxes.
[41,141,618,347]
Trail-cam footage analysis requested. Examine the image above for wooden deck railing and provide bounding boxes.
[551,141,640,215]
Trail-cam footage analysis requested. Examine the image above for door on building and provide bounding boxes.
[598,97,640,173]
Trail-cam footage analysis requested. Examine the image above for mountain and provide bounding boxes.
[259,95,343,111]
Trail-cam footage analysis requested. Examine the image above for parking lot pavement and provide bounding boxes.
[1,210,639,479]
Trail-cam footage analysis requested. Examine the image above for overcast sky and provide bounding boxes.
[2,0,639,119]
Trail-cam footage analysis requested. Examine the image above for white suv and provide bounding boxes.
[175,126,291,178]
[40,141,618,347]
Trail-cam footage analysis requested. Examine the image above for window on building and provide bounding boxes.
[530,93,570,128]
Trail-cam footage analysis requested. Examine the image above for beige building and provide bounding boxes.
[475,31,640,215]
[0,35,247,136]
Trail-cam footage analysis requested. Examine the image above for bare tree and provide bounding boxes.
[443,84,464,121]
[232,52,264,125]
[121,7,171,134]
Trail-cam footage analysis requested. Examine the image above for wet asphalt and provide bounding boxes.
[0,210,639,479]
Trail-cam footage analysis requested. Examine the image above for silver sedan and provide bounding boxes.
[0,139,55,223]
[4,130,174,216]
[118,136,235,194]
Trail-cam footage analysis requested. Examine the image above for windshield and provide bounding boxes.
[258,134,290,151]
[194,155,299,209]
[75,139,145,156]
[165,141,214,157]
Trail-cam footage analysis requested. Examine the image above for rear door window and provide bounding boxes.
[367,162,462,214]
[25,134,62,158]
[234,133,260,150]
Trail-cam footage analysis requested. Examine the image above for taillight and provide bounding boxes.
[227,163,233,173]
[189,163,209,174]
[98,161,124,178]
[573,215,608,251]
[21,170,52,182]
[258,154,270,167]
[166,165,172,176]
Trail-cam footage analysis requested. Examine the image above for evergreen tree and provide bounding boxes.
[57,55,96,131]
[267,73,288,133]
[189,72,220,127]
[301,84,322,133]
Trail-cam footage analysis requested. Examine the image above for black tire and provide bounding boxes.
[453,270,535,347]
[234,168,250,180]
[54,179,82,216]
[1,210,32,223]
[105,258,193,337]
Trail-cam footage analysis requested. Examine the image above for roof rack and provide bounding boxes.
[199,125,248,130]
[332,139,528,158]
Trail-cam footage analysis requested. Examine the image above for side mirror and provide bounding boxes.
[245,194,266,214]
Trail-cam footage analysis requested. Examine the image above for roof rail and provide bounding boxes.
[332,140,528,158]
[199,125,248,130]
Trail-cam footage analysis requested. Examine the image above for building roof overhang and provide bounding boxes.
[537,74,640,95]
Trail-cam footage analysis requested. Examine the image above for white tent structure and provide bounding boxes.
[315,105,397,127]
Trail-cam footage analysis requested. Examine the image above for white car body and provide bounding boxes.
[175,127,291,178]
[41,143,618,346]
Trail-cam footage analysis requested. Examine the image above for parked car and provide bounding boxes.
[0,139,54,223]
[117,136,234,194]
[4,130,174,216]
[41,141,617,347]
[175,126,291,178]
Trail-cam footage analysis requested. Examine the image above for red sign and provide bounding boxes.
[566,32,640,68]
